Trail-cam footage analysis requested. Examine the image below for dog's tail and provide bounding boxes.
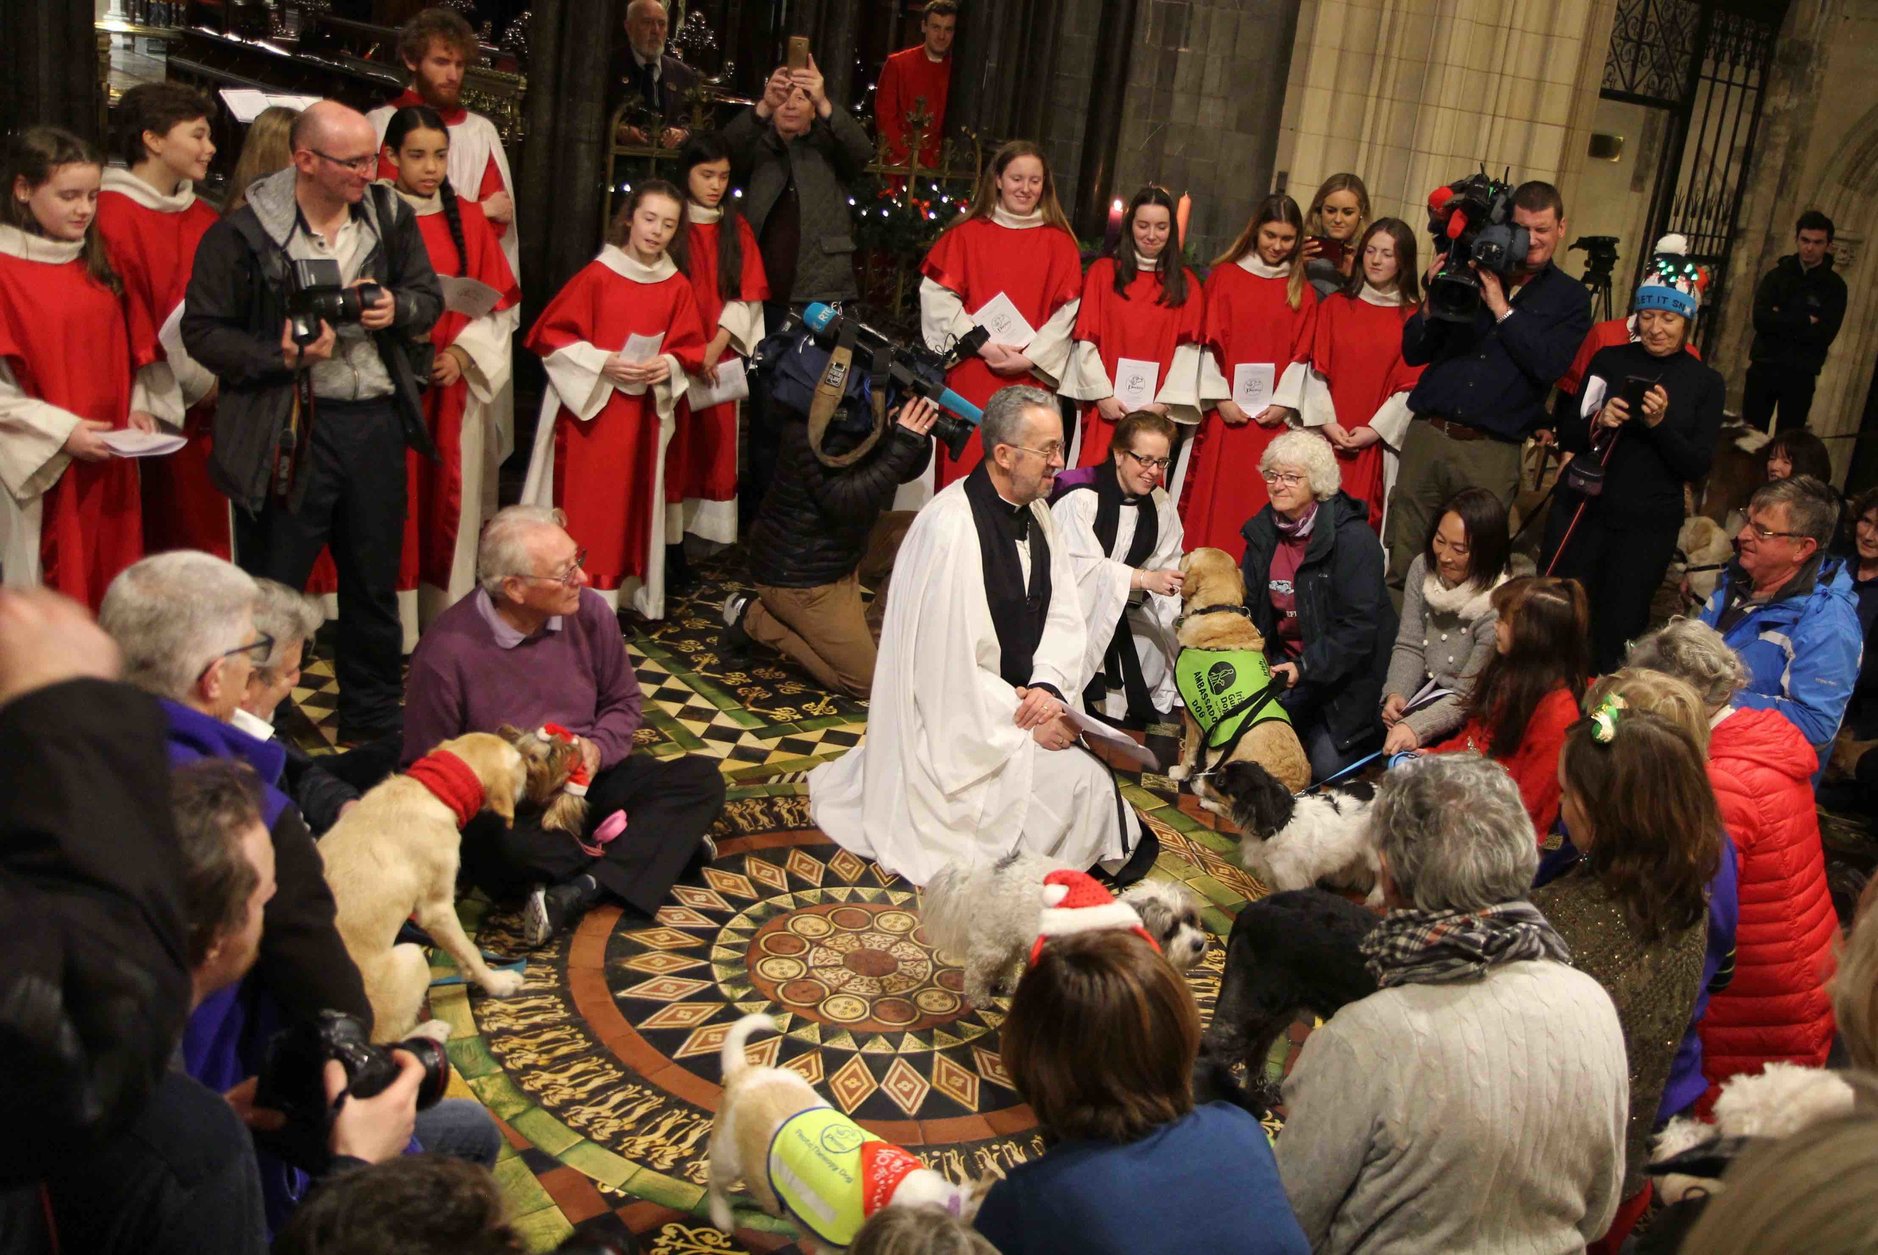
[719,1013,777,1088]
[918,862,975,961]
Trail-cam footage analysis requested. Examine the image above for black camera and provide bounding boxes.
[801,303,987,460]
[287,257,386,347]
[1424,171,1530,323]
[253,1010,451,1170]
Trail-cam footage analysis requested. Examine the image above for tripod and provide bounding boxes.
[1570,235,1621,324]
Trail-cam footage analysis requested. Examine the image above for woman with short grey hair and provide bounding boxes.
[1276,754,1629,1253]
[1239,429,1395,781]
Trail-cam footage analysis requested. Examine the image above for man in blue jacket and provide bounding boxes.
[1701,475,1861,775]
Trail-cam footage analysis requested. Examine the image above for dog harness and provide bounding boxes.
[404,750,486,827]
[766,1107,925,1247]
[1175,646,1291,753]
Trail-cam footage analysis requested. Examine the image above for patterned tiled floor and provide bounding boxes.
[292,553,1289,1253]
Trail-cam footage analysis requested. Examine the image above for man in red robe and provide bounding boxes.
[875,0,957,171]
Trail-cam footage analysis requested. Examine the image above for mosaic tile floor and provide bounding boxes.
[288,553,1292,1253]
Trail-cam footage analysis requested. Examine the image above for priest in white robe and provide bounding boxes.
[1049,410,1185,723]
[810,385,1145,886]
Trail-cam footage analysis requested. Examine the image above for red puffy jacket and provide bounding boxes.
[1698,706,1838,1103]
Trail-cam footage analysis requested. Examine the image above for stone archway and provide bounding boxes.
[1810,103,1878,480]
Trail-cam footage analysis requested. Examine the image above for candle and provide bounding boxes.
[1104,197,1125,253]
[1176,192,1192,245]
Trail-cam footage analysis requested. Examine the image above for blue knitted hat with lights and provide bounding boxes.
[1634,233,1706,321]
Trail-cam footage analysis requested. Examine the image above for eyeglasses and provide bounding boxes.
[199,632,275,680]
[1121,449,1172,472]
[1743,521,1810,543]
[1009,442,1065,462]
[512,548,588,588]
[310,149,380,175]
[1261,470,1307,487]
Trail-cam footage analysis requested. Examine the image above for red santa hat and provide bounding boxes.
[1026,869,1161,966]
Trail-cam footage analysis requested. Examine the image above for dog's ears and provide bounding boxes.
[487,764,518,827]
[496,722,527,746]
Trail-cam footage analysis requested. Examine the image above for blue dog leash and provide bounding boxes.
[1301,749,1387,795]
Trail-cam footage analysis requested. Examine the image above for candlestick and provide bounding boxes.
[1104,197,1125,253]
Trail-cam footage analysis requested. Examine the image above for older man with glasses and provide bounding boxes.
[1700,474,1862,774]
[810,385,1151,887]
[403,505,726,946]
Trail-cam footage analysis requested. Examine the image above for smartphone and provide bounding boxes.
[786,36,811,71]
[1618,374,1659,413]
[1313,236,1346,267]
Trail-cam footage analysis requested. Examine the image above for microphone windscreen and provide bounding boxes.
[802,302,838,333]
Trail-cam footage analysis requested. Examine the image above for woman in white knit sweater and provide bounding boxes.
[1380,488,1512,757]
[1275,754,1630,1253]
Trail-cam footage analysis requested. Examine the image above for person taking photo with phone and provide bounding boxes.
[1541,254,1724,673]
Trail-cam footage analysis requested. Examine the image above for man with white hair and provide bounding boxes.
[608,0,698,147]
[403,505,725,945]
[810,385,1147,886]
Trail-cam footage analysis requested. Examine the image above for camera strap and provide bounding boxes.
[806,319,886,468]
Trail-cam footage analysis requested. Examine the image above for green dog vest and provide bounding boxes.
[1176,647,1291,749]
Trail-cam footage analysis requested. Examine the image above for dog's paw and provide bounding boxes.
[1166,763,1191,782]
[1363,884,1386,909]
[410,1018,453,1046]
[480,968,526,998]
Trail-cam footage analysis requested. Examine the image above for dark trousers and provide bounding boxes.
[740,301,797,529]
[1743,360,1819,433]
[234,396,406,735]
[459,752,726,915]
[1543,499,1680,674]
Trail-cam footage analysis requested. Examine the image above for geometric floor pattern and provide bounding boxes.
[291,550,1287,1253]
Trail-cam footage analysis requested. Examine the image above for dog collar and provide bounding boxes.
[405,750,487,827]
[1174,602,1255,628]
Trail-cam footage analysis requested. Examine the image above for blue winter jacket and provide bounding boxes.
[1700,556,1861,773]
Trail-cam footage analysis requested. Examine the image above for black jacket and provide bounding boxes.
[1749,253,1847,373]
[1557,341,1725,524]
[1241,492,1395,752]
[182,170,442,515]
[0,680,190,1183]
[747,417,931,588]
[725,103,873,304]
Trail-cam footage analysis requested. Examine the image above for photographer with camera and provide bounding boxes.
[1384,180,1590,598]
[184,101,442,744]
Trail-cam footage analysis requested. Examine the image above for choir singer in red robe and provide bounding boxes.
[918,141,1082,498]
[522,183,707,622]
[0,128,149,609]
[381,107,520,630]
[1297,218,1424,534]
[1182,194,1316,559]
[98,84,229,562]
[1062,185,1206,494]
[875,0,957,172]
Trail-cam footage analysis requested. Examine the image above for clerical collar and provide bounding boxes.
[688,201,723,224]
[0,223,84,264]
[475,588,564,647]
[1358,282,1404,307]
[1237,253,1291,280]
[102,165,197,213]
[991,204,1045,230]
[967,464,1034,539]
[597,243,678,283]
[384,182,442,216]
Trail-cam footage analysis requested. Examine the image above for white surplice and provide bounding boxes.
[1050,482,1184,718]
[809,478,1136,885]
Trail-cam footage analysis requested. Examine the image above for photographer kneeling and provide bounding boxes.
[183,100,441,743]
[723,375,934,698]
[1542,256,1724,673]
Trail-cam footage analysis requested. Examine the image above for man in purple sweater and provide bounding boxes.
[403,505,726,945]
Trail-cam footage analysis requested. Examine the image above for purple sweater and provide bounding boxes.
[402,588,643,768]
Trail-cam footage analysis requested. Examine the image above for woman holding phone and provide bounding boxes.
[1542,258,1724,673]
[1300,173,1369,299]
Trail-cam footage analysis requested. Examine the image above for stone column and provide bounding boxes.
[1,0,103,143]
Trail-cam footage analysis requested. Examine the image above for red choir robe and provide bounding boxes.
[95,169,230,560]
[918,210,1082,492]
[1063,256,1206,468]
[523,246,707,620]
[1301,287,1422,533]
[369,92,517,272]
[1181,256,1316,559]
[392,188,520,634]
[876,46,951,169]
[668,206,768,545]
[0,225,142,609]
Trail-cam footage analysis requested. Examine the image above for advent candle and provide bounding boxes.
[1176,192,1192,245]
[1104,197,1124,253]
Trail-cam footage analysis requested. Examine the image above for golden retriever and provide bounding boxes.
[321,732,548,1042]
[1166,547,1312,800]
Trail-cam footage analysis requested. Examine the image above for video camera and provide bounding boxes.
[253,1009,451,1171]
[287,257,387,347]
[799,303,987,461]
[1423,170,1529,323]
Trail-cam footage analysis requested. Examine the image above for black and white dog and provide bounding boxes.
[1209,759,1381,904]
[1195,888,1379,1117]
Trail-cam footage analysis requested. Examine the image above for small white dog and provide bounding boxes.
[1649,1062,1856,1205]
[1206,759,1381,905]
[707,1014,975,1252]
[921,853,1208,1006]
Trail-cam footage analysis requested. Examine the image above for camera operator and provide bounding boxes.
[183,100,442,744]
[1384,181,1590,598]
[723,394,935,698]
